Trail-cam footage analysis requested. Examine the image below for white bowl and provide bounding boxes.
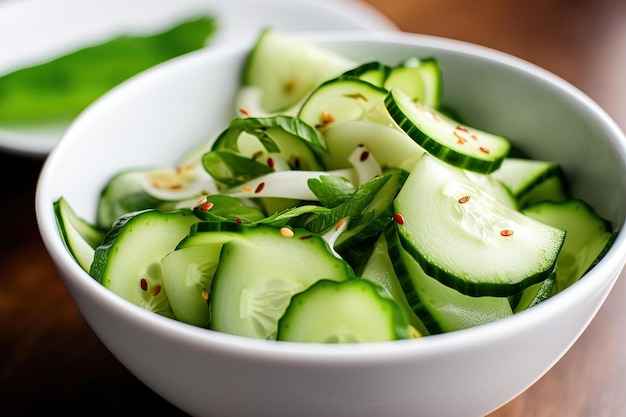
[36,30,626,417]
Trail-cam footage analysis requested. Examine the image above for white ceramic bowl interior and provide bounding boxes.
[36,30,626,417]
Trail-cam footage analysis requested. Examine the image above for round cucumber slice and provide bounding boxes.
[394,153,566,297]
[385,88,511,174]
[277,278,410,343]
[242,29,354,113]
[90,209,200,318]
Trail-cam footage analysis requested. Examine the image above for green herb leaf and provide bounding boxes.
[211,116,327,170]
[305,174,391,233]
[193,195,266,223]
[202,151,273,186]
[307,175,356,208]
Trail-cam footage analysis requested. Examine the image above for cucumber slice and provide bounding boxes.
[54,197,106,272]
[90,209,201,318]
[160,244,221,328]
[386,226,513,334]
[385,88,511,174]
[242,29,354,113]
[340,61,390,87]
[209,225,354,340]
[96,164,214,228]
[522,199,616,291]
[276,278,410,343]
[163,221,251,327]
[96,169,162,228]
[340,57,443,109]
[512,272,557,313]
[394,153,566,297]
[360,231,428,336]
[384,57,442,108]
[176,221,246,249]
[297,77,388,131]
[492,158,570,208]
[465,170,518,210]
[322,120,424,170]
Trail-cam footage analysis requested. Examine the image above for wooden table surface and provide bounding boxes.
[1,0,625,415]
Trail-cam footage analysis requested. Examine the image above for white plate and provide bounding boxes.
[0,0,396,158]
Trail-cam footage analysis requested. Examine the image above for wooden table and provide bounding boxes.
[1,0,625,415]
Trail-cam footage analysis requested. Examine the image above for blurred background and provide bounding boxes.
[1,0,625,416]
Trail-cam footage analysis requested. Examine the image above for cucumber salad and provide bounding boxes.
[55,30,617,343]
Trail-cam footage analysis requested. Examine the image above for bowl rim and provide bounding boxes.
[36,29,626,362]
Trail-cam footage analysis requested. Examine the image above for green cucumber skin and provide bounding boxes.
[393,154,565,297]
[54,197,106,249]
[297,77,388,129]
[96,169,162,229]
[53,197,105,272]
[339,61,390,87]
[384,226,443,334]
[339,57,443,108]
[384,90,510,174]
[209,225,354,340]
[161,244,221,328]
[360,229,430,336]
[522,199,616,291]
[395,229,556,298]
[493,158,571,209]
[276,278,410,343]
[89,209,200,319]
[512,272,557,313]
[385,225,513,334]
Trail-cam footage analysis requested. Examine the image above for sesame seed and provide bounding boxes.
[152,285,162,296]
[280,227,294,237]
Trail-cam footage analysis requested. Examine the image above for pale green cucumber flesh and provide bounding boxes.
[297,78,387,131]
[277,278,410,343]
[97,169,161,228]
[385,88,510,174]
[512,272,557,313]
[340,61,389,87]
[518,175,570,208]
[465,170,518,210]
[161,244,222,327]
[209,225,353,340]
[360,231,429,335]
[54,197,105,272]
[242,30,354,113]
[321,120,424,171]
[394,154,565,297]
[407,57,443,108]
[523,199,616,291]
[492,157,570,208]
[176,221,247,249]
[384,65,425,103]
[385,226,513,334]
[90,209,200,318]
